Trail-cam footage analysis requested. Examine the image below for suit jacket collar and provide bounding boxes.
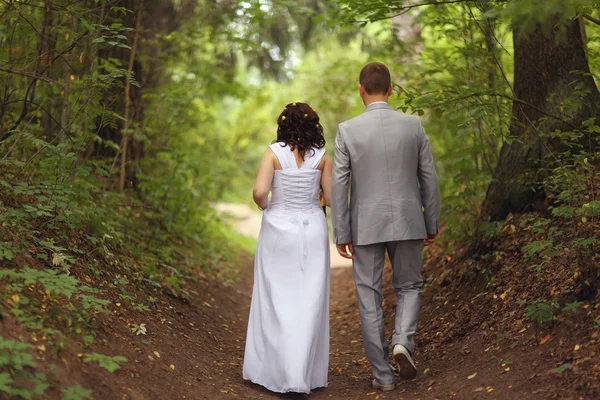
[365,102,392,112]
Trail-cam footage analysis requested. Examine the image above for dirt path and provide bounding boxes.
[77,248,581,400]
[70,207,589,399]
[191,263,535,400]
[197,204,557,400]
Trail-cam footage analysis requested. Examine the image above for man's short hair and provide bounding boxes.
[359,62,391,95]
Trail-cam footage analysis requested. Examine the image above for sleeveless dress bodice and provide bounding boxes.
[268,143,325,214]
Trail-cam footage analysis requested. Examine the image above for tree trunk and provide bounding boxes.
[480,17,600,221]
[60,16,78,148]
[119,0,143,193]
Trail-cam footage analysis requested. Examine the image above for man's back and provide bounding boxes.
[331,61,440,391]
[332,102,440,246]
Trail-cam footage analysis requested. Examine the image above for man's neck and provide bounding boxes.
[363,96,389,107]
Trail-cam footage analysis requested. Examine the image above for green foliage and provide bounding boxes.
[1,268,97,298]
[563,300,583,313]
[0,241,16,261]
[0,268,108,346]
[82,353,128,373]
[133,303,151,312]
[555,363,572,374]
[522,240,556,259]
[0,337,49,398]
[525,300,558,325]
[485,0,600,35]
[61,385,93,400]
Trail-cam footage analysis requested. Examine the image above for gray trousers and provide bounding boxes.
[352,240,424,385]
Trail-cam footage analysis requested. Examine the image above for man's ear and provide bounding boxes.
[359,84,365,97]
[387,84,393,96]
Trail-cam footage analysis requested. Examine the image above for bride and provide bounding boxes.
[243,102,332,394]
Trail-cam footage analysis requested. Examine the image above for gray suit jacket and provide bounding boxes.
[331,102,440,246]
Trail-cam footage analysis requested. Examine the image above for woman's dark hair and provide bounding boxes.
[275,102,325,157]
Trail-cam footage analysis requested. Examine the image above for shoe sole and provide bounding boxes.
[372,382,395,392]
[394,352,417,380]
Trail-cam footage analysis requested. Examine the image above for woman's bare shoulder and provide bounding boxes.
[318,151,332,170]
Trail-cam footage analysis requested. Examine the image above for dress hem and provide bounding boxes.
[243,377,328,394]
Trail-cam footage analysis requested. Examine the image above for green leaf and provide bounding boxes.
[83,353,128,373]
[555,363,571,373]
[79,18,92,31]
[563,301,583,313]
[0,372,14,394]
[62,385,93,400]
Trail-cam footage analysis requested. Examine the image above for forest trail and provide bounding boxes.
[1,204,593,400]
[2,206,591,399]
[148,207,561,400]
[85,248,554,400]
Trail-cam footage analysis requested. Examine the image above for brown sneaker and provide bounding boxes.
[393,344,417,380]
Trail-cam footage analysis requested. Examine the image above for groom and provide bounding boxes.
[331,62,440,391]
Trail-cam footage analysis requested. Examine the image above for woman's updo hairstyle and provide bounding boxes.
[275,102,325,157]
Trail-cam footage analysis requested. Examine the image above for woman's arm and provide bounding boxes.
[320,153,333,207]
[253,148,275,209]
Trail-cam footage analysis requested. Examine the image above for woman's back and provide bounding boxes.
[268,143,325,214]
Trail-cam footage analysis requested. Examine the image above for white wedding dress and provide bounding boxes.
[243,143,330,394]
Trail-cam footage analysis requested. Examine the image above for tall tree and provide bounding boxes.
[481,16,600,220]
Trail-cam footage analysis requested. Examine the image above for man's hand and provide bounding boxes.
[336,242,354,259]
[424,233,438,246]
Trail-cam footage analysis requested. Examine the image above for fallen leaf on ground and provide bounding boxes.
[170,364,175,370]
[539,334,551,345]
[467,373,477,380]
